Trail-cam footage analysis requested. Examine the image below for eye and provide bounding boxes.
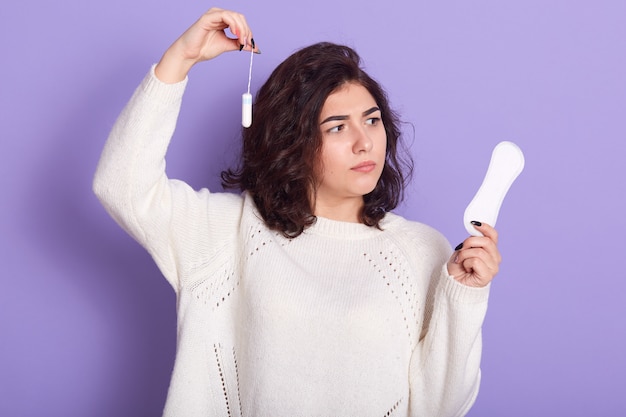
[328,124,345,133]
[365,117,381,126]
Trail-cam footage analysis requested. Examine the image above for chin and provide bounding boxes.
[355,183,379,197]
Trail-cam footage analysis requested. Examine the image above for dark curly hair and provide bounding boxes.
[221,42,413,238]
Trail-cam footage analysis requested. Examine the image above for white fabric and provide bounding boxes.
[93,66,490,417]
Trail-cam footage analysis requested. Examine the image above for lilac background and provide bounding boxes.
[1,0,625,416]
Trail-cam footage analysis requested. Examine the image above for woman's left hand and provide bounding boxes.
[447,222,502,288]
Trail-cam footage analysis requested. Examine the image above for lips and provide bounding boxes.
[351,160,377,173]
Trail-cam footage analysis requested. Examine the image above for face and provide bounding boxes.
[314,82,387,213]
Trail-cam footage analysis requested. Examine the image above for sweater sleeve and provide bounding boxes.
[408,232,490,417]
[93,66,243,291]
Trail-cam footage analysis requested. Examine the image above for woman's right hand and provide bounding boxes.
[155,7,258,83]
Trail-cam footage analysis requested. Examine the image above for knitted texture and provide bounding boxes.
[93,67,490,417]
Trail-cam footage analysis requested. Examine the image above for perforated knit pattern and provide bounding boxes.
[246,224,268,257]
[213,344,231,416]
[213,344,243,417]
[192,266,239,311]
[364,248,422,343]
[232,347,243,417]
[384,399,403,416]
[245,222,295,257]
[93,66,491,417]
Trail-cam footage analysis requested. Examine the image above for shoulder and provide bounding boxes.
[192,188,251,228]
[381,212,452,257]
[382,213,449,245]
[201,188,246,209]
[201,191,265,233]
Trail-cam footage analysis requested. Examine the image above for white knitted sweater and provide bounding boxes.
[93,67,490,417]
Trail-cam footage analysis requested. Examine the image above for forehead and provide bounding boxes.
[320,82,377,116]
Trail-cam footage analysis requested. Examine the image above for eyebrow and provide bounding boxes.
[320,106,381,125]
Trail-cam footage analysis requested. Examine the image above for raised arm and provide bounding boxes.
[93,8,256,288]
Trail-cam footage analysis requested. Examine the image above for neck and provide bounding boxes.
[313,196,364,223]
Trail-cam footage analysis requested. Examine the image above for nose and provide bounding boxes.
[353,126,373,154]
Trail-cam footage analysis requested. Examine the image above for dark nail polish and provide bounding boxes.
[454,242,463,251]
[471,220,482,227]
[239,44,244,51]
[251,38,256,48]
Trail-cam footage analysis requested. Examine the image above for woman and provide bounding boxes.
[93,7,501,417]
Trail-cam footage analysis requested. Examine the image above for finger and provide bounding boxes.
[470,221,498,245]
[461,235,501,265]
[240,38,260,53]
[200,7,230,30]
[458,223,500,263]
[474,223,501,264]
[461,254,498,281]
[456,238,502,266]
[218,10,254,49]
[196,8,251,53]
[456,246,500,273]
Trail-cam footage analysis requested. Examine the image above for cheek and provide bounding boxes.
[313,150,330,184]
[317,156,337,179]
[318,144,340,174]
[379,130,388,149]
[376,134,388,160]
